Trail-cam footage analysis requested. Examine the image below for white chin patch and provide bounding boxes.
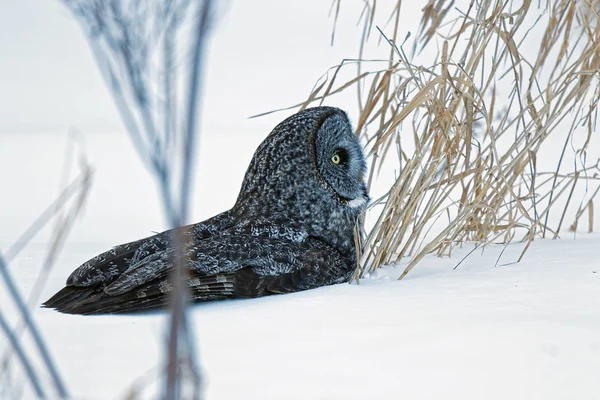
[347,196,367,209]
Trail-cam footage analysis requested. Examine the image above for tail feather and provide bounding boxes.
[43,272,236,315]
[42,286,101,311]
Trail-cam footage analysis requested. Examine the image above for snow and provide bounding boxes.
[1,235,599,399]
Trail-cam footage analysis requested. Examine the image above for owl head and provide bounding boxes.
[235,107,369,224]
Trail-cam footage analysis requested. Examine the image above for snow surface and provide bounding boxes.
[1,235,599,399]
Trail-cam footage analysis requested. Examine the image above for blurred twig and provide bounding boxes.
[0,135,93,399]
[60,0,215,398]
[165,1,213,398]
[0,254,69,399]
[0,310,45,399]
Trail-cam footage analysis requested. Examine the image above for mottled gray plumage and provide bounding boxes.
[43,106,369,314]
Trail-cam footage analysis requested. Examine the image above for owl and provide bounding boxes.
[43,106,369,314]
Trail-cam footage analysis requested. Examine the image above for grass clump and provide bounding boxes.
[269,0,600,278]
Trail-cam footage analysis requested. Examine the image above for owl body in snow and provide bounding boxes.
[44,106,369,314]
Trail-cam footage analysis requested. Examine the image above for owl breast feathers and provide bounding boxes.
[43,106,369,314]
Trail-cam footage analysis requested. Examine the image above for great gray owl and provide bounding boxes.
[43,106,369,314]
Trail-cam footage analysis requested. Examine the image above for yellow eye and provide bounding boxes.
[331,152,341,164]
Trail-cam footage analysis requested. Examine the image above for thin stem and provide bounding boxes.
[0,254,69,398]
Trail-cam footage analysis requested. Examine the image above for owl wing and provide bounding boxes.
[58,209,233,288]
[43,210,232,311]
[43,235,352,314]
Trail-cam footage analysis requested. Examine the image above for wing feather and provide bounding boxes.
[43,232,352,314]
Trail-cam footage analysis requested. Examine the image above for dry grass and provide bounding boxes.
[0,132,92,399]
[277,0,600,279]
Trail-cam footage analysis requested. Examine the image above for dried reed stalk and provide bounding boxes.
[310,0,600,279]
